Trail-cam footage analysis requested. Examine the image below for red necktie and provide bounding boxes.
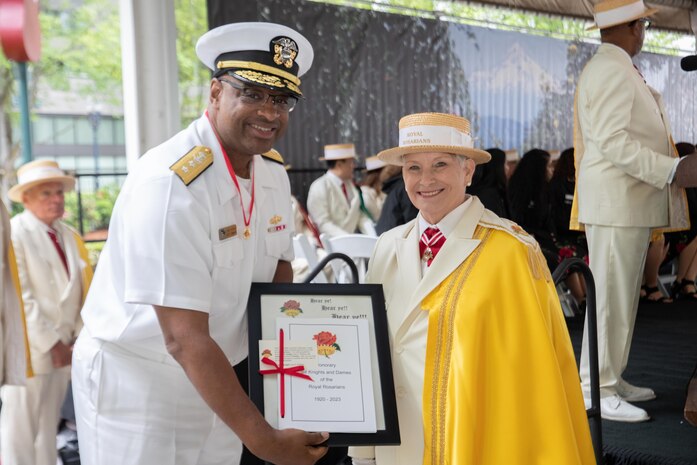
[47,230,69,276]
[341,183,350,204]
[419,227,446,267]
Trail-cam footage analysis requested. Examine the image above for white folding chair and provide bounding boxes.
[292,234,327,283]
[323,234,377,283]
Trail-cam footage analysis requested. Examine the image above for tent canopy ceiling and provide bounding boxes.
[465,0,696,34]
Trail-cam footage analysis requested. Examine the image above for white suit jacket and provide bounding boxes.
[307,173,373,237]
[351,197,487,465]
[0,202,28,386]
[576,43,685,228]
[11,211,86,374]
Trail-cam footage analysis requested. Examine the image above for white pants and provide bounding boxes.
[72,333,242,465]
[0,368,71,465]
[580,224,651,397]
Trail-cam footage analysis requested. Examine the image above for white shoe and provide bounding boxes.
[599,395,650,422]
[617,379,656,402]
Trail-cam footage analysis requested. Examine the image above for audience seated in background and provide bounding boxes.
[509,148,586,304]
[640,233,672,304]
[549,148,588,304]
[468,147,510,218]
[504,148,519,180]
[665,142,697,300]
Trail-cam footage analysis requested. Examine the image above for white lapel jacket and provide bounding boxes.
[11,211,86,374]
[306,173,374,237]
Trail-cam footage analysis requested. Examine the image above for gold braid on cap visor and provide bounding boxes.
[216,60,301,86]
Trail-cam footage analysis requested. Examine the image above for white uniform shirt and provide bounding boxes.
[81,115,294,364]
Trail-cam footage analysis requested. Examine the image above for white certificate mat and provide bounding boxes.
[277,318,377,433]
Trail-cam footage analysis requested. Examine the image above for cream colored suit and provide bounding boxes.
[307,173,374,237]
[1,210,89,465]
[574,43,687,397]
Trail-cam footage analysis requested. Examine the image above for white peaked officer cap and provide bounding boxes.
[196,22,313,97]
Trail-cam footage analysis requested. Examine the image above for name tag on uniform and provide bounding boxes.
[219,225,237,241]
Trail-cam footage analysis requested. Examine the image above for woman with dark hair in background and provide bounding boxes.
[549,148,588,304]
[509,148,586,303]
[468,148,510,218]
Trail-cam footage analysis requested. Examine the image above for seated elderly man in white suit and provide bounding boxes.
[307,143,375,238]
[1,160,92,465]
[349,112,595,465]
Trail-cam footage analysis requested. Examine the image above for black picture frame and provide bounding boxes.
[247,282,400,447]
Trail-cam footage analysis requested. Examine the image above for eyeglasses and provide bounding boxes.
[634,18,651,29]
[218,78,298,113]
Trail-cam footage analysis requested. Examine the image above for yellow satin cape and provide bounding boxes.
[8,241,33,378]
[421,227,596,465]
[72,231,94,302]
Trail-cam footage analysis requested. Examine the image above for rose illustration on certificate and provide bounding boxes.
[278,317,377,433]
[280,299,303,317]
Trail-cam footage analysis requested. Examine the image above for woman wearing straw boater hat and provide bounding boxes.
[572,0,697,423]
[307,143,375,237]
[349,113,595,465]
[1,160,93,465]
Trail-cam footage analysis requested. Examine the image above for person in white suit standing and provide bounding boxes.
[1,160,93,465]
[572,0,697,422]
[307,144,375,237]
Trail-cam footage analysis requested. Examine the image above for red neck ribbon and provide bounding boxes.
[205,111,255,235]
[259,328,314,418]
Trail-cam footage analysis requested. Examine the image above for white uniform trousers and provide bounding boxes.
[580,224,651,397]
[0,367,71,465]
[72,333,243,465]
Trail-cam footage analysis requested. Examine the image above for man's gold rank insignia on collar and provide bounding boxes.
[170,146,213,185]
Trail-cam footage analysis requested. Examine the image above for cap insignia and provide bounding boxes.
[271,36,298,69]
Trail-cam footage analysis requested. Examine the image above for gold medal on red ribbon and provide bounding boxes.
[243,227,251,239]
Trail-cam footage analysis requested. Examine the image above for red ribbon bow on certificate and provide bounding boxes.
[259,328,314,418]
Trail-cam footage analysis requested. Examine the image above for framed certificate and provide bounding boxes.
[247,283,400,447]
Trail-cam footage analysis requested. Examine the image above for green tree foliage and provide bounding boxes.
[63,184,120,234]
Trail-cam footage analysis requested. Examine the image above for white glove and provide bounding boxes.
[351,459,377,465]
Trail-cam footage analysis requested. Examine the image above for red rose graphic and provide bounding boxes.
[313,331,341,357]
[313,331,336,346]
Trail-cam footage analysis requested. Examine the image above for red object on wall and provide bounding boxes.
[0,0,41,62]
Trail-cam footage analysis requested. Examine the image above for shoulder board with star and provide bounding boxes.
[261,149,284,165]
[170,146,213,186]
[478,210,552,282]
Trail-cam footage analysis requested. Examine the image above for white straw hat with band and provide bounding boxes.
[365,156,386,171]
[9,160,75,203]
[319,143,359,161]
[588,0,658,30]
[377,112,490,165]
